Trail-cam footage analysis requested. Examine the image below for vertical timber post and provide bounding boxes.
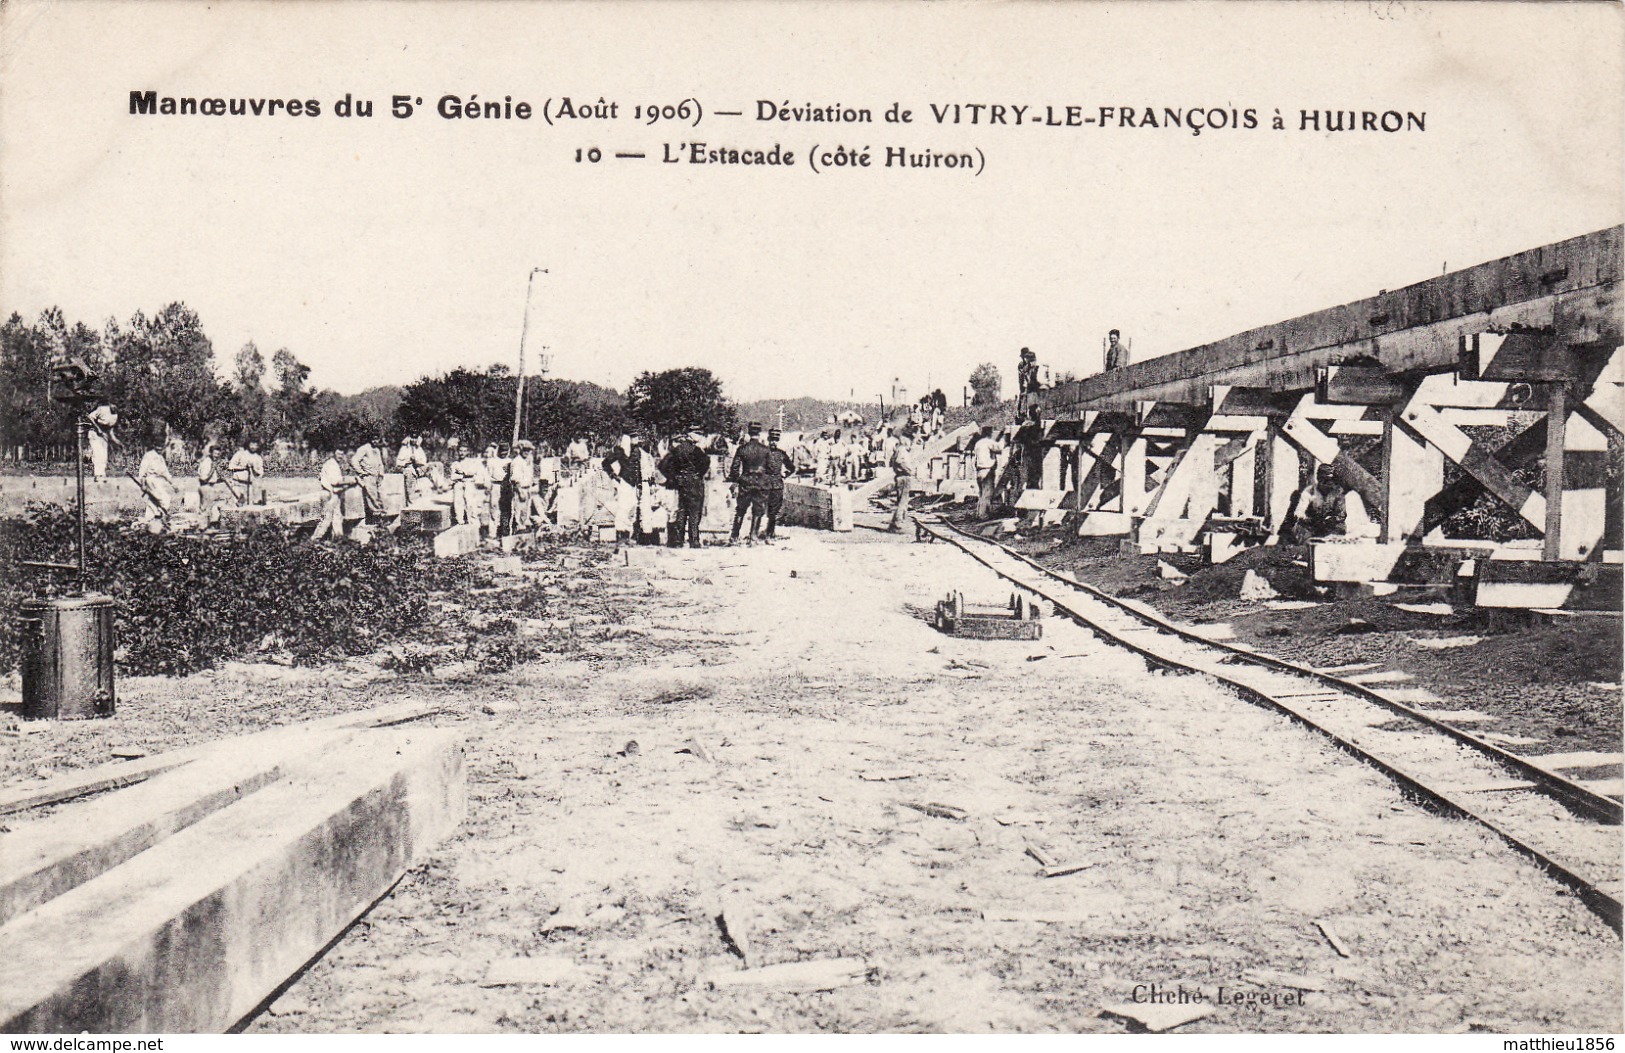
[1543,383,1567,561]
[1122,428,1147,516]
[1382,404,1443,543]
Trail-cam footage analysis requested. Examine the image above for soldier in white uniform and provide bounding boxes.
[314,447,351,541]
[136,428,175,531]
[86,402,118,483]
[227,440,265,505]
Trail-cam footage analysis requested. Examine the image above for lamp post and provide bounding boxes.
[512,267,546,451]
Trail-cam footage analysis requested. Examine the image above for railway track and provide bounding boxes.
[914,515,1624,934]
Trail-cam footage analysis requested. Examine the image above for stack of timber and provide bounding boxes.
[0,707,464,1033]
[215,492,324,529]
[341,473,408,520]
[780,481,854,532]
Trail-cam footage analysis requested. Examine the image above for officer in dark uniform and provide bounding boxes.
[728,422,772,544]
[762,428,793,542]
[603,434,645,541]
[659,430,711,549]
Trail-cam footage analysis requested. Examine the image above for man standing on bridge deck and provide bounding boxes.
[659,430,710,549]
[761,428,792,542]
[729,422,772,544]
[1104,329,1131,371]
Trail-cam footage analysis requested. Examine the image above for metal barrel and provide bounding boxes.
[18,594,117,720]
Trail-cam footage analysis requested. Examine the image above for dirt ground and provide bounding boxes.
[3,524,1620,1033]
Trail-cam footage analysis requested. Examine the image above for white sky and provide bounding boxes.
[2,0,1620,403]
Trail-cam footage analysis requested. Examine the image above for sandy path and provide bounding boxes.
[253,526,1622,1033]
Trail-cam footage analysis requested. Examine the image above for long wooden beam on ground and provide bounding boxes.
[0,728,465,1033]
[0,731,367,927]
[0,700,450,816]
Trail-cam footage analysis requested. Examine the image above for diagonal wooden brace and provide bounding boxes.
[1279,396,1388,522]
[1397,402,1545,529]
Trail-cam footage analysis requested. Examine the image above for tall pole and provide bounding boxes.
[512,267,545,451]
[74,418,87,586]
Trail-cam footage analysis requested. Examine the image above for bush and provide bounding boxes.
[0,504,483,676]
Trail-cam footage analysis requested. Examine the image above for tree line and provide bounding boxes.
[1,304,740,458]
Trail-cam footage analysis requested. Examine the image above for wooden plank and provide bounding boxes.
[1466,330,1576,382]
[0,728,465,1033]
[1524,751,1624,771]
[1318,364,1406,405]
[0,700,449,816]
[706,958,869,992]
[1345,670,1413,685]
[1475,580,1575,609]
[1032,228,1621,413]
[1310,541,1408,583]
[0,733,356,926]
[1543,383,1568,560]
[1100,1002,1213,1033]
[1421,416,1547,533]
[1315,918,1354,958]
[1280,404,1387,520]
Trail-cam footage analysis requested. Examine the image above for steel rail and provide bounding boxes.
[915,515,1622,934]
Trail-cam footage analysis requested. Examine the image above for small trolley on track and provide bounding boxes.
[933,590,1044,640]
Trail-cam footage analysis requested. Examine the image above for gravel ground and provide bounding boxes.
[4,526,1619,1033]
[990,523,1623,759]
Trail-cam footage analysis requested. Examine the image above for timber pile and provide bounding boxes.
[780,481,853,532]
[0,710,464,1033]
[215,492,324,528]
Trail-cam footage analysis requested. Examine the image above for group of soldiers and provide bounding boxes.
[599,423,794,548]
[99,399,935,546]
[720,423,793,545]
[315,435,541,541]
[123,423,269,532]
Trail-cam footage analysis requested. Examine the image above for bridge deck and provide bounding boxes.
[1036,226,1622,413]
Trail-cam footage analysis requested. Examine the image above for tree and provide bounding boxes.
[304,390,383,452]
[0,311,72,455]
[269,348,314,442]
[394,366,513,448]
[969,363,1002,407]
[625,367,737,440]
[233,342,265,391]
[230,342,269,440]
[103,303,230,444]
